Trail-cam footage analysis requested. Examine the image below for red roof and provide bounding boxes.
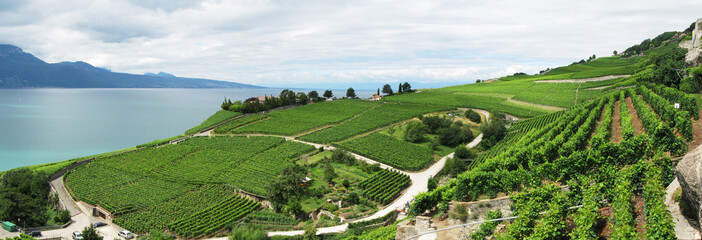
[373,95,381,98]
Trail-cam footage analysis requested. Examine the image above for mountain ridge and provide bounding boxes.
[0,44,263,89]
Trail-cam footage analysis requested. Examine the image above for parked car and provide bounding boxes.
[72,231,83,240]
[93,222,107,228]
[27,231,41,237]
[118,230,134,239]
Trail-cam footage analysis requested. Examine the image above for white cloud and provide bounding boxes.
[0,0,700,89]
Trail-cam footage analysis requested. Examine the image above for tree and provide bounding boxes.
[382,84,393,96]
[404,121,427,143]
[402,82,412,92]
[265,165,308,210]
[428,177,437,191]
[465,110,481,123]
[286,200,305,220]
[613,50,618,56]
[323,163,337,184]
[398,83,403,94]
[221,97,232,110]
[455,146,475,159]
[649,47,687,87]
[346,88,356,98]
[323,90,333,99]
[377,88,380,95]
[347,192,359,204]
[54,210,71,224]
[438,126,462,147]
[298,93,309,105]
[476,79,481,83]
[308,90,319,101]
[421,116,452,133]
[0,169,49,228]
[81,226,103,240]
[479,119,507,149]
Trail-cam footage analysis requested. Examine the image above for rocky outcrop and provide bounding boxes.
[684,19,702,67]
[676,144,702,228]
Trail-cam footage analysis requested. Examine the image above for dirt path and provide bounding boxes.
[687,109,702,151]
[505,98,566,112]
[575,83,581,106]
[611,100,622,143]
[625,97,645,135]
[533,75,631,83]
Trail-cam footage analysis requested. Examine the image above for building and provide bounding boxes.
[371,95,382,101]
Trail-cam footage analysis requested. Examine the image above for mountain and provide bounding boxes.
[0,44,263,88]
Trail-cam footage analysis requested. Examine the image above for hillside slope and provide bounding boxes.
[0,44,263,88]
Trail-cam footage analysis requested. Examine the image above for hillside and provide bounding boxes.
[0,44,263,88]
[3,22,702,240]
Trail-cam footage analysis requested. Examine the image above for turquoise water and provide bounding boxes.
[0,88,373,171]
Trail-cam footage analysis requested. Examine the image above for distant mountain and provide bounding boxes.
[0,44,264,88]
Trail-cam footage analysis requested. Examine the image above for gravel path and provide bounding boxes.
[533,75,630,83]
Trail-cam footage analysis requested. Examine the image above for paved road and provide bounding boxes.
[267,133,484,237]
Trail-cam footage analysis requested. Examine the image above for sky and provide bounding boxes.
[0,0,700,90]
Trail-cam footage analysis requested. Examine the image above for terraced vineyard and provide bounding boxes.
[336,133,435,171]
[65,136,313,237]
[231,99,379,135]
[212,114,267,134]
[359,169,411,205]
[241,210,300,231]
[169,195,260,238]
[299,103,452,143]
[411,83,693,238]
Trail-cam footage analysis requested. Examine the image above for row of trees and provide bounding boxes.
[0,169,51,228]
[378,82,413,96]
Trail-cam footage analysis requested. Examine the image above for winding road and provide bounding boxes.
[37,108,490,240]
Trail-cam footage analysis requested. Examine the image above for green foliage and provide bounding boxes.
[478,119,507,149]
[619,91,634,141]
[136,135,184,148]
[213,114,267,134]
[323,90,333,99]
[404,121,428,143]
[323,163,337,183]
[421,116,453,133]
[347,88,357,98]
[54,210,71,224]
[241,209,299,231]
[169,196,260,238]
[229,226,268,240]
[266,165,310,210]
[358,169,410,205]
[464,110,481,123]
[382,84,393,96]
[81,226,103,240]
[437,127,463,147]
[648,46,687,87]
[0,169,50,227]
[611,168,637,240]
[234,100,378,135]
[643,166,676,240]
[454,146,475,159]
[303,224,317,240]
[299,103,450,144]
[441,157,467,177]
[185,110,242,135]
[680,67,702,93]
[570,182,601,240]
[337,133,434,171]
[470,210,502,240]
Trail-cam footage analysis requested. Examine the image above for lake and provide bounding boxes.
[0,88,374,171]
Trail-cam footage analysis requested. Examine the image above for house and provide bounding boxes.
[256,96,267,101]
[371,94,382,101]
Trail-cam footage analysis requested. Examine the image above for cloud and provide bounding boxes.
[0,0,700,89]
